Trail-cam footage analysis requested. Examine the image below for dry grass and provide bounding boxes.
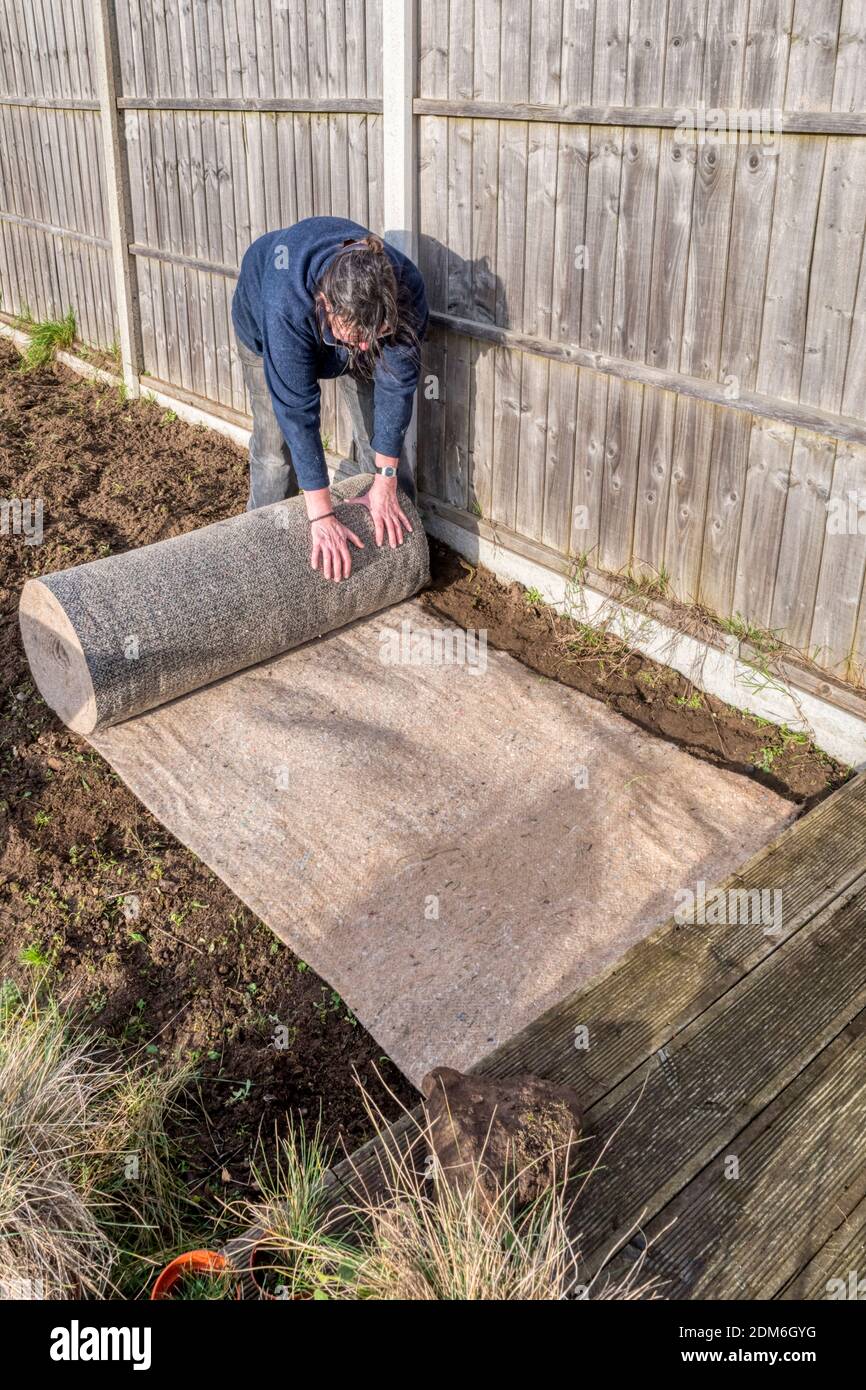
[237,1085,663,1302]
[349,1159,584,1300]
[0,985,189,1299]
[237,1117,360,1299]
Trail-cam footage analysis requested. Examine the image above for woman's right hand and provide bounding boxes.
[309,514,364,581]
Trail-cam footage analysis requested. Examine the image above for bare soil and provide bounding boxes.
[0,342,847,1193]
[421,547,847,806]
[0,343,415,1192]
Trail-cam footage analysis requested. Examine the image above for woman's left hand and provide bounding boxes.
[345,474,413,549]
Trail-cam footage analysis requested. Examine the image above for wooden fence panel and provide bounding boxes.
[1,1,865,683]
[0,0,116,347]
[112,0,384,429]
[415,0,866,681]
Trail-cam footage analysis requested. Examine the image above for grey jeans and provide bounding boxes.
[237,339,416,510]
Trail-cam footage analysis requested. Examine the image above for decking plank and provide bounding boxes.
[574,872,866,1265]
[778,1192,866,1300]
[626,1011,866,1298]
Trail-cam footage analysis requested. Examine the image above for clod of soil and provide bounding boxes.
[422,1066,583,1206]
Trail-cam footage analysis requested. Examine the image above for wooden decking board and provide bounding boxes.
[778,1194,866,1301]
[571,873,866,1262]
[479,774,866,1108]
[625,1015,866,1299]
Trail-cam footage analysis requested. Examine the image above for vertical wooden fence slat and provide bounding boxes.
[756,136,826,402]
[799,138,866,413]
[670,135,737,602]
[833,0,866,112]
[810,444,866,674]
[491,116,526,531]
[771,431,837,650]
[602,127,658,571]
[417,0,447,510]
[742,0,794,111]
[6,7,46,322]
[515,119,557,540]
[733,417,796,628]
[787,0,843,112]
[704,0,749,106]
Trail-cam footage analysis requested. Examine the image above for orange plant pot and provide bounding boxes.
[151,1249,241,1301]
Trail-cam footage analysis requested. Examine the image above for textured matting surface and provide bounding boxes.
[19,475,428,733]
[89,600,795,1085]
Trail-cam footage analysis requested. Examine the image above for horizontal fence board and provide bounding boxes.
[430,312,866,449]
[115,96,383,112]
[412,98,866,135]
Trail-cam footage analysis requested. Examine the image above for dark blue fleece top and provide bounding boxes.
[232,217,428,492]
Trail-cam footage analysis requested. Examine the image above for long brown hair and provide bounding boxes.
[314,234,421,379]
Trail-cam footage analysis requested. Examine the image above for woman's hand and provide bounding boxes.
[309,514,364,581]
[345,473,413,549]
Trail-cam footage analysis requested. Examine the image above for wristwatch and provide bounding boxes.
[374,465,398,478]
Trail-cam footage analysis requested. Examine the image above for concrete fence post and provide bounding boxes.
[382,0,418,481]
[91,0,141,396]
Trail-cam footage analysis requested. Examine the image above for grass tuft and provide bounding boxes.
[235,1086,663,1302]
[0,987,190,1299]
[20,309,76,370]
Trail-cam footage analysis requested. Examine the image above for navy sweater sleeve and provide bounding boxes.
[370,263,428,460]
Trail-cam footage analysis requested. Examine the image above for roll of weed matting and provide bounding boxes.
[19,474,429,735]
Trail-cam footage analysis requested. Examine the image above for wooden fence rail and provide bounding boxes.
[1,1,865,683]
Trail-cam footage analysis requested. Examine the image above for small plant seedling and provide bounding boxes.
[755,746,777,773]
[674,692,704,710]
[121,998,148,1042]
[779,724,809,748]
[19,943,51,969]
[170,1270,235,1301]
[524,587,545,608]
